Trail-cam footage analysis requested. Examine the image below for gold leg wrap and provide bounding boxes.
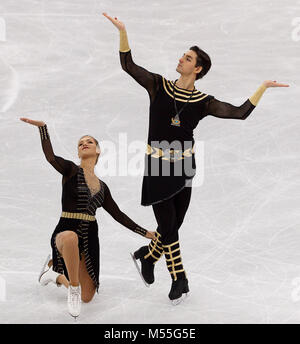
[144,232,163,263]
[163,241,186,281]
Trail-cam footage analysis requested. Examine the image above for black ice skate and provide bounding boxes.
[131,246,155,287]
[168,278,189,306]
[163,241,189,305]
[131,232,163,287]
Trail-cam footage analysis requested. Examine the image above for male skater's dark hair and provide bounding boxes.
[190,46,212,80]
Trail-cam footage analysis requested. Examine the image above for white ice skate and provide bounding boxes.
[68,285,81,319]
[38,254,61,287]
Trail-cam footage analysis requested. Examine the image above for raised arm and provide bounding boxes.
[20,118,75,176]
[103,13,160,102]
[204,81,289,120]
[102,182,155,239]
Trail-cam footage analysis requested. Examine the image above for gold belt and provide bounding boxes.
[146,144,195,162]
[61,212,96,222]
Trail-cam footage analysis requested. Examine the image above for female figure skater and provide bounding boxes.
[103,13,289,305]
[20,117,155,319]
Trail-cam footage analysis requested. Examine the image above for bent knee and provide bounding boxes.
[56,231,78,251]
[61,231,78,244]
[81,293,95,303]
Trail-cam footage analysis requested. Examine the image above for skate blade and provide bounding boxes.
[38,254,51,283]
[69,313,80,321]
[130,252,150,288]
[170,292,189,306]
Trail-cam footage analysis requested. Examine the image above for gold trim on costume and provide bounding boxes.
[146,144,194,162]
[163,78,209,103]
[162,241,186,281]
[165,252,181,262]
[167,262,185,268]
[249,84,267,106]
[151,147,164,158]
[171,81,198,95]
[61,211,96,222]
[162,241,179,249]
[119,30,130,53]
[39,125,50,140]
[144,232,164,261]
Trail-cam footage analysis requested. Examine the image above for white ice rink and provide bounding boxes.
[0,0,299,324]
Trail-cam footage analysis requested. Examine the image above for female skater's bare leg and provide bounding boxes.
[55,231,80,287]
[79,254,96,303]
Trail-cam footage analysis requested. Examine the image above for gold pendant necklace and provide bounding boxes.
[171,80,195,127]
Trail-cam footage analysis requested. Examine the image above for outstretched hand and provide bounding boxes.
[20,117,45,127]
[263,80,289,88]
[102,12,125,31]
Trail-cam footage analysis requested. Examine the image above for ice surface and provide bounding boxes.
[0,0,299,324]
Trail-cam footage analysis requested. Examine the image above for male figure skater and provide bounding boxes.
[103,13,289,305]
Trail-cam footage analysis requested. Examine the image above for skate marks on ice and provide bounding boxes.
[0,0,299,324]
[0,17,20,114]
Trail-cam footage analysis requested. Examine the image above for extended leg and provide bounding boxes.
[174,186,192,231]
[152,195,189,304]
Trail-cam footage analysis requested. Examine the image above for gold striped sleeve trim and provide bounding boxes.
[134,226,147,237]
[249,83,267,106]
[119,30,130,53]
[38,125,50,140]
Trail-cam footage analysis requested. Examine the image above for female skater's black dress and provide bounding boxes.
[38,125,147,291]
[120,50,256,206]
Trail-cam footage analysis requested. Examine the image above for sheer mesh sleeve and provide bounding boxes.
[120,50,160,103]
[102,182,148,237]
[204,96,256,120]
[38,125,76,176]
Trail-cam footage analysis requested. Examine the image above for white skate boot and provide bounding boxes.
[68,285,81,319]
[38,254,61,287]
